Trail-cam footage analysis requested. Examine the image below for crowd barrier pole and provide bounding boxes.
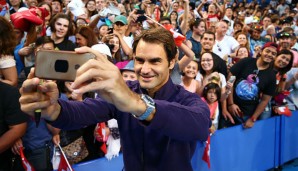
[73,112,298,171]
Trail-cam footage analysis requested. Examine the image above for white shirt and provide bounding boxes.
[212,35,239,59]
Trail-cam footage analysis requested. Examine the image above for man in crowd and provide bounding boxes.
[277,31,298,67]
[19,27,211,171]
[48,13,76,51]
[212,20,239,60]
[227,42,277,128]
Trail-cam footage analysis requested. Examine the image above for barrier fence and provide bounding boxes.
[73,111,298,171]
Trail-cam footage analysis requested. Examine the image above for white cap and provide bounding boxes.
[91,43,112,57]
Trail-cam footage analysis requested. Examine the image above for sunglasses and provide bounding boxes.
[253,25,263,30]
[279,32,291,37]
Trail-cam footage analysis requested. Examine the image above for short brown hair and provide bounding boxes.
[132,27,177,63]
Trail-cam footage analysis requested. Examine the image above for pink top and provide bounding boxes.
[181,79,197,93]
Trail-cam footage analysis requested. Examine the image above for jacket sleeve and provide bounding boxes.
[148,93,211,142]
[51,98,116,130]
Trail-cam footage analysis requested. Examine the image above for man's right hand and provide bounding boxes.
[19,68,60,121]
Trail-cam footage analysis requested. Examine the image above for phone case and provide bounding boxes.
[35,50,95,81]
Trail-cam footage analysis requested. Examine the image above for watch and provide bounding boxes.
[133,94,155,120]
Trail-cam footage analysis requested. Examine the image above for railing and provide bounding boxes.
[73,111,298,171]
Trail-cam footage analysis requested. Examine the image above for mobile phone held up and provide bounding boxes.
[35,50,95,81]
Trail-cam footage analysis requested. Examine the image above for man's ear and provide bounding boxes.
[169,58,176,70]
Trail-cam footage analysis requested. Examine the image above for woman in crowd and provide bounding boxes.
[0,16,18,86]
[85,0,97,21]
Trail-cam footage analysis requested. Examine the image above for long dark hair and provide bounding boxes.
[199,52,220,76]
[275,49,293,75]
[0,17,17,55]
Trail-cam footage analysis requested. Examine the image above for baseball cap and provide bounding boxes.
[262,42,279,53]
[276,31,292,39]
[120,60,134,73]
[91,43,112,57]
[114,15,128,25]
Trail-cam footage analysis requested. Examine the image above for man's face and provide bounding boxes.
[263,17,271,27]
[251,30,261,40]
[201,33,215,51]
[260,47,277,64]
[52,1,62,14]
[113,22,127,35]
[134,40,175,94]
[27,0,37,7]
[225,8,233,17]
[279,37,291,49]
[216,22,228,36]
[96,0,106,11]
[54,18,69,39]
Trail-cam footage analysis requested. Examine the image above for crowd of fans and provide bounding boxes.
[1,0,298,170]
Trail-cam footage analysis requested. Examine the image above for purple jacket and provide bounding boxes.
[52,79,211,171]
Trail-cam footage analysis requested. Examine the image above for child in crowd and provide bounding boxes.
[201,79,221,133]
[181,60,200,94]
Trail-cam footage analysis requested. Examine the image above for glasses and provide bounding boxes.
[201,58,213,62]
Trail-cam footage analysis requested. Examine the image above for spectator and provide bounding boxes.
[277,31,298,67]
[0,16,18,86]
[48,13,76,51]
[52,0,62,16]
[8,0,26,14]
[0,82,28,171]
[200,31,228,78]
[227,42,277,128]
[212,20,239,60]
[247,24,269,57]
[181,60,201,94]
[19,27,211,171]
[186,18,206,58]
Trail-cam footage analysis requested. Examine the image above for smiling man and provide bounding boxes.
[227,42,277,128]
[49,13,76,51]
[19,27,210,171]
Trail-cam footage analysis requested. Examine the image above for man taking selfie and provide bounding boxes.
[19,27,211,171]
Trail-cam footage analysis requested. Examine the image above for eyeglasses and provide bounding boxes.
[201,58,213,62]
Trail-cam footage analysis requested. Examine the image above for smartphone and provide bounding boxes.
[228,76,236,83]
[108,28,113,34]
[35,50,95,81]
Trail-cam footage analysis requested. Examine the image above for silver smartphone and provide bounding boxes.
[35,50,95,81]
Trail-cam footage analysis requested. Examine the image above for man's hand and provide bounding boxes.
[243,118,254,128]
[228,104,242,117]
[70,47,141,113]
[19,68,60,121]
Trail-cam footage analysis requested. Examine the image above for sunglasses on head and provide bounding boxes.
[279,32,291,37]
[253,25,263,30]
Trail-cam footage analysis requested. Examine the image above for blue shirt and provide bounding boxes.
[52,79,211,171]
